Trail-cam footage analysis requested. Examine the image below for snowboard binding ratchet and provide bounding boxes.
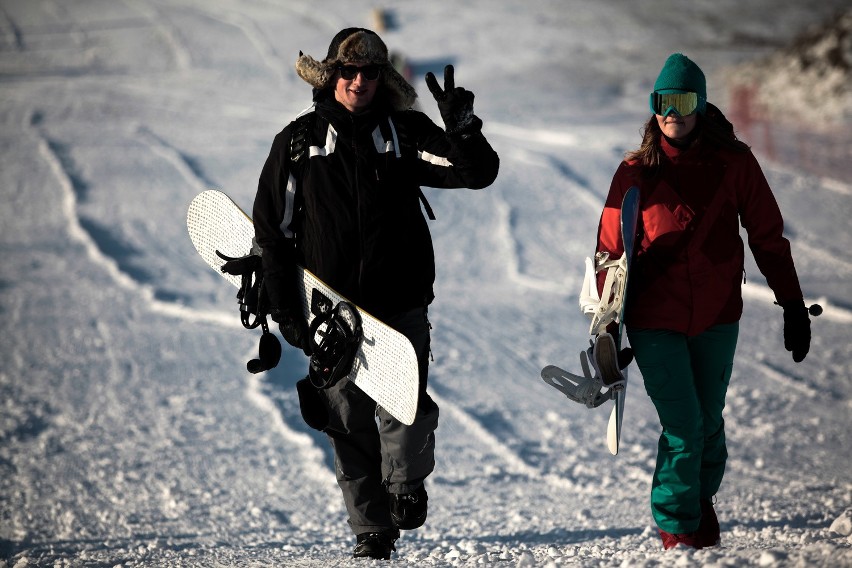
[308,300,364,389]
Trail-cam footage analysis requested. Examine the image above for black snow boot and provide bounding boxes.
[353,531,397,560]
[390,484,428,530]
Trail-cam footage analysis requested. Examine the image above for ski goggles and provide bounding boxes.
[649,91,701,117]
[337,64,382,81]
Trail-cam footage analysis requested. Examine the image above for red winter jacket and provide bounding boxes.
[598,136,803,337]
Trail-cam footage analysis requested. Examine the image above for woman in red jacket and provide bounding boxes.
[597,53,812,550]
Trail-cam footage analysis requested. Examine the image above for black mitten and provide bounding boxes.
[782,299,811,363]
[425,65,481,136]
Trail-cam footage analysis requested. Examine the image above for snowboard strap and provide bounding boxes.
[579,252,628,336]
[307,300,364,389]
[540,333,626,409]
[216,248,282,374]
[382,115,436,221]
[216,249,267,330]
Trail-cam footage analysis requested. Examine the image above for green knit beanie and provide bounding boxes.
[653,53,707,113]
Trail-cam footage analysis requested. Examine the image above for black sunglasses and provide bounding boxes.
[337,64,381,81]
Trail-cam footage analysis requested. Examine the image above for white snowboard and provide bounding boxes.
[187,189,419,425]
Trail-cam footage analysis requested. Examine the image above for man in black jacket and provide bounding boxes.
[252,28,499,560]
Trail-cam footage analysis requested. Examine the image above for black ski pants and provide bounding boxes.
[298,307,439,535]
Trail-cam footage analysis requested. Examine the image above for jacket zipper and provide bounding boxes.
[351,113,367,297]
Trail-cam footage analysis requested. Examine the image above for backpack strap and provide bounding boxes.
[289,112,314,176]
[418,189,436,220]
[389,115,436,220]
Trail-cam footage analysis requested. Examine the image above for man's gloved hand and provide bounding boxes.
[271,307,311,356]
[782,299,811,363]
[425,65,481,136]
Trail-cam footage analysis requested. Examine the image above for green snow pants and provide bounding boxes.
[627,322,739,534]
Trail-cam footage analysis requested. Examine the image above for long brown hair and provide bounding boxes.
[625,103,750,172]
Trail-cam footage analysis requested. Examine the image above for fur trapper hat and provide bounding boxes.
[295,28,417,112]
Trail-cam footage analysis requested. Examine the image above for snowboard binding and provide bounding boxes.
[308,300,364,389]
[542,245,634,408]
[541,333,626,409]
[216,248,267,329]
[591,332,629,389]
[216,248,282,374]
[541,185,641,455]
[579,252,628,336]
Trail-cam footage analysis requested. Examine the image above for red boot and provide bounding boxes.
[658,530,700,550]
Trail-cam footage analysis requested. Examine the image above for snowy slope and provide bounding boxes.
[1,1,851,566]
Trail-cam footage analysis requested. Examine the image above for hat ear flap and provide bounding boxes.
[296,52,334,89]
[382,66,418,111]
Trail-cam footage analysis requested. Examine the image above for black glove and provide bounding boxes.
[425,65,481,136]
[271,307,311,356]
[781,299,811,363]
[603,322,634,369]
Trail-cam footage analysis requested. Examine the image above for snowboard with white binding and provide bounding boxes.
[541,186,640,455]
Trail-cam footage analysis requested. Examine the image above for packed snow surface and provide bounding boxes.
[1,1,851,566]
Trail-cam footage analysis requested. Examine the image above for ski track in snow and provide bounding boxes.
[429,390,587,494]
[119,0,193,71]
[751,356,820,399]
[33,88,353,521]
[243,359,335,497]
[0,4,24,51]
[33,99,325,469]
[36,120,239,329]
[795,238,852,278]
[136,125,216,192]
[187,6,288,87]
[490,148,607,296]
[493,195,575,295]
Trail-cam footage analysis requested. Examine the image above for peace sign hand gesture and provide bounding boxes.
[425,65,480,136]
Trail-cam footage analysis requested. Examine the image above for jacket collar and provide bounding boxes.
[661,131,700,161]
